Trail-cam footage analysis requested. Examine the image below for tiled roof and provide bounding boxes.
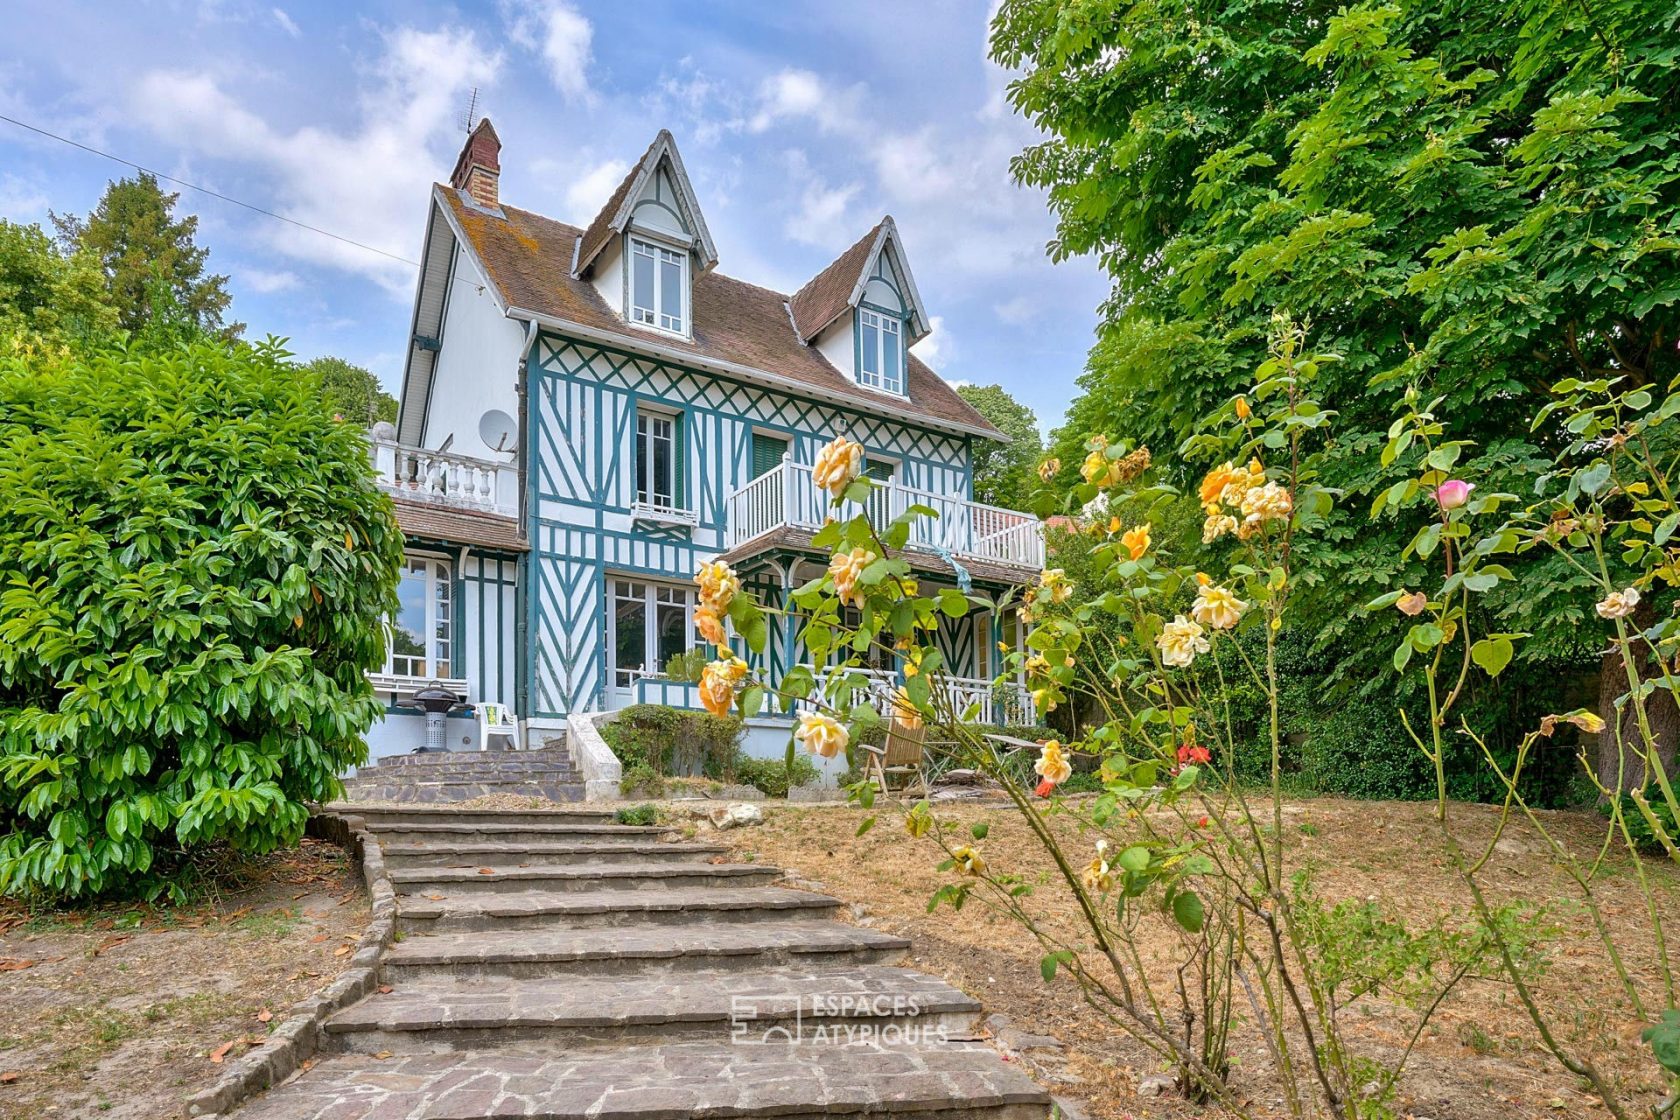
[392,497,527,552]
[573,132,660,278]
[438,189,1000,438]
[788,221,884,341]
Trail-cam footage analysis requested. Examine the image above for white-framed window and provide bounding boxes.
[386,555,452,679]
[635,409,679,508]
[611,579,700,691]
[629,237,687,334]
[858,308,904,394]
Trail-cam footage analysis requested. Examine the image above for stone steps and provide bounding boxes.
[371,823,673,845]
[380,922,913,982]
[380,839,727,868]
[337,779,587,804]
[396,886,843,932]
[324,805,617,825]
[325,965,981,1051]
[389,861,781,895]
[228,1040,1046,1119]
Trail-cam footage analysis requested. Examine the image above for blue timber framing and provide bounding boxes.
[519,325,990,720]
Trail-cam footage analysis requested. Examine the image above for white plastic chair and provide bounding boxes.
[478,702,521,752]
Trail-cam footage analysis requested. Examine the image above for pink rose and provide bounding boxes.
[1435,480,1475,510]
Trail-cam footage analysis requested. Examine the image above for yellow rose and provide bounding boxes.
[950,845,987,876]
[1039,567,1074,604]
[695,604,728,647]
[1240,481,1292,525]
[1595,587,1640,619]
[1157,615,1210,668]
[1037,457,1060,483]
[1034,739,1073,786]
[1202,513,1238,543]
[905,802,933,838]
[829,546,876,607]
[1199,461,1241,508]
[890,686,924,732]
[1190,578,1247,630]
[1120,523,1151,561]
[1235,395,1252,421]
[694,560,740,613]
[699,657,747,717]
[796,711,849,759]
[1081,449,1117,488]
[1082,856,1115,894]
[812,435,864,499]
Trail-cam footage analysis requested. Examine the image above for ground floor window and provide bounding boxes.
[610,578,699,691]
[387,555,452,679]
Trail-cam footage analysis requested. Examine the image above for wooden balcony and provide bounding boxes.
[724,459,1044,576]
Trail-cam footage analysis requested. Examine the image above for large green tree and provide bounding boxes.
[0,219,118,346]
[957,382,1042,510]
[53,173,238,339]
[995,0,1680,726]
[303,356,398,427]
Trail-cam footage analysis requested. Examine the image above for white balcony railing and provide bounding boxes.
[797,664,1032,728]
[370,438,518,517]
[726,459,1044,571]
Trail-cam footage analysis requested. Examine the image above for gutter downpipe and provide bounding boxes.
[513,317,538,732]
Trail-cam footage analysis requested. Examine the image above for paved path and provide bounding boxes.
[231,804,1050,1119]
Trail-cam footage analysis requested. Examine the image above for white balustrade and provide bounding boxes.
[796,663,1031,727]
[725,458,1043,570]
[369,438,517,516]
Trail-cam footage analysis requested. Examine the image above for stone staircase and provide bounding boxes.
[232,805,1050,1119]
[338,743,585,803]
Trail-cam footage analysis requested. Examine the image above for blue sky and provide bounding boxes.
[0,0,1109,435]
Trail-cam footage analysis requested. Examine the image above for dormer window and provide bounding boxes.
[857,308,904,394]
[630,237,686,335]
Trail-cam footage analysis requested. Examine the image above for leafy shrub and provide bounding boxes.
[1298,706,1435,802]
[734,753,819,798]
[0,338,402,901]
[618,763,666,799]
[614,804,659,826]
[601,704,744,779]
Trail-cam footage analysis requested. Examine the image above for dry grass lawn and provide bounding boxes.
[723,796,1679,1120]
[0,837,367,1120]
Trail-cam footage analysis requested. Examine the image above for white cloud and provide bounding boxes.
[502,0,594,104]
[271,8,300,37]
[749,69,862,136]
[128,25,502,294]
[912,315,954,368]
[561,157,628,224]
[780,152,862,251]
[0,174,49,223]
[994,295,1038,326]
[239,267,301,293]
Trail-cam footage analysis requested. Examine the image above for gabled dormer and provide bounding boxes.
[574,131,717,341]
[788,217,930,398]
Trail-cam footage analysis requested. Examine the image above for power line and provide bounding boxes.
[0,112,422,268]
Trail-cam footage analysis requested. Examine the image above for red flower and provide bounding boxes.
[1035,778,1056,798]
[1196,816,1210,829]
[1176,744,1212,766]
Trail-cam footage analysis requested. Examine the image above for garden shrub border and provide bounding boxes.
[183,810,396,1117]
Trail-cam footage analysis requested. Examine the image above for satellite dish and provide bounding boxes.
[478,409,518,455]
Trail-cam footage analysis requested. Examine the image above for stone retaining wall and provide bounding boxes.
[184,810,397,1117]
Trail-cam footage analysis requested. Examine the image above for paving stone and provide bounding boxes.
[395,885,842,932]
[388,861,782,895]
[232,1041,1048,1119]
[326,964,981,1049]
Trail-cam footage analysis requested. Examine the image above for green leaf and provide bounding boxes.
[1171,889,1206,933]
[1040,950,1073,982]
[1471,637,1513,678]
[970,821,990,840]
[1118,845,1151,872]
[855,815,876,837]
[1641,1009,1680,1076]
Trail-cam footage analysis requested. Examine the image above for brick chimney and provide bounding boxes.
[450,117,502,209]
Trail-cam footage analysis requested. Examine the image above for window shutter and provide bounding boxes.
[751,433,786,479]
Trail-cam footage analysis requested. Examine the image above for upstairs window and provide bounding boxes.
[630,237,686,334]
[858,308,903,394]
[635,409,679,509]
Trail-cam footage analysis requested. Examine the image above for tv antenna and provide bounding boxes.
[459,88,480,134]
